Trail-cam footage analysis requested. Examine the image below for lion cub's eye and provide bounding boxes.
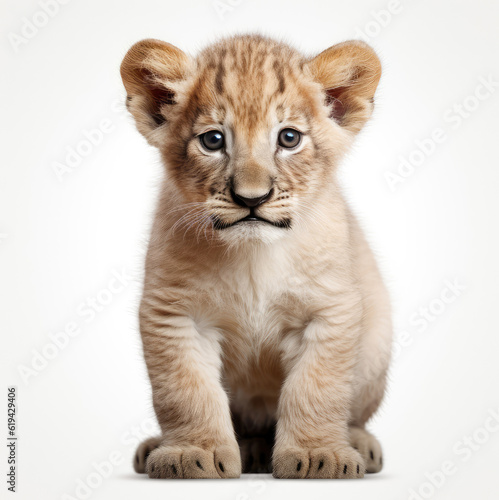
[278,128,302,149]
[200,130,225,151]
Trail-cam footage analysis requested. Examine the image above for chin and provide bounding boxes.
[215,221,289,246]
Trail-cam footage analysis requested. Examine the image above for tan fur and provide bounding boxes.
[121,34,391,479]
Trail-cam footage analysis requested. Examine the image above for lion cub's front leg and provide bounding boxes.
[273,316,365,479]
[140,309,241,479]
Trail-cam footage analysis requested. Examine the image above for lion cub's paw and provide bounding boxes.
[349,427,383,473]
[145,444,241,479]
[272,446,365,479]
[134,436,162,473]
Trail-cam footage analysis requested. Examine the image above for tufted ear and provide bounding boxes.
[120,39,191,146]
[306,40,381,134]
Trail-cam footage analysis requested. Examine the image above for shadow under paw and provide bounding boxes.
[239,437,273,473]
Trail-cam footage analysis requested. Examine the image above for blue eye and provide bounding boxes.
[278,128,301,149]
[200,130,225,151]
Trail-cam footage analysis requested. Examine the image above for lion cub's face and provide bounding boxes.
[121,36,381,243]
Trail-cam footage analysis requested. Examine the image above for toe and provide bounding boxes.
[349,427,383,474]
[134,436,162,474]
[146,446,183,479]
[182,447,220,478]
[338,447,365,479]
[214,445,241,478]
[273,448,309,479]
[366,446,383,473]
[307,449,338,478]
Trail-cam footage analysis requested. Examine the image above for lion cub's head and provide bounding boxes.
[121,35,381,244]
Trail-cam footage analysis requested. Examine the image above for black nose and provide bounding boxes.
[230,188,273,208]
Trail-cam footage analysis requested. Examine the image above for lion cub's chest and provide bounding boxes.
[204,258,309,390]
[211,255,306,337]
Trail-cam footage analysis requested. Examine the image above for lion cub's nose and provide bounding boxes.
[230,188,274,208]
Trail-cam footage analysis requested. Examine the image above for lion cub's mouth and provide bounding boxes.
[212,210,291,230]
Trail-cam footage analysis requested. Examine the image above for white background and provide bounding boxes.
[2,0,499,499]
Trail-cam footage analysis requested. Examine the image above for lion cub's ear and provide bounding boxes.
[120,39,192,146]
[306,41,381,134]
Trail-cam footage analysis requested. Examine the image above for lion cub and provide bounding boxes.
[121,34,392,479]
